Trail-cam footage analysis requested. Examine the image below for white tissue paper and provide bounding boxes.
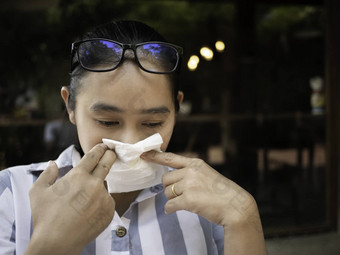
[102,133,168,193]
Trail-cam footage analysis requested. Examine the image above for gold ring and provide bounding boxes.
[171,183,179,197]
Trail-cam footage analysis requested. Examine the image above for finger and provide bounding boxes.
[92,150,116,179]
[141,151,191,169]
[34,161,59,188]
[164,180,184,200]
[162,170,184,188]
[76,143,108,173]
[164,196,185,215]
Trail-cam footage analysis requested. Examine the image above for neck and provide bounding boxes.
[111,190,141,216]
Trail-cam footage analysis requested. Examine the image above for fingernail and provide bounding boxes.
[47,160,54,167]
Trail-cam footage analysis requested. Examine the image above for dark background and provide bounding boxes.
[0,0,332,236]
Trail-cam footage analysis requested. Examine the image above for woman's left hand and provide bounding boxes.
[141,151,261,230]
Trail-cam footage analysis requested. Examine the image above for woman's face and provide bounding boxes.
[62,62,180,154]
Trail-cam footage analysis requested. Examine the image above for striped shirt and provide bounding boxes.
[0,146,224,255]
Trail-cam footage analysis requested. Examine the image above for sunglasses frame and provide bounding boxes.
[71,38,183,74]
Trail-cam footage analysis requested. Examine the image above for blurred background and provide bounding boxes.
[1,0,340,253]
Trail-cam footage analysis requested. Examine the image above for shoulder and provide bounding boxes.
[0,164,35,190]
[0,168,13,194]
[0,145,76,191]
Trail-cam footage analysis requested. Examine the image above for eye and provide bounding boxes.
[97,120,120,127]
[142,122,163,128]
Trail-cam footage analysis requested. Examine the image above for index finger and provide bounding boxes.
[92,149,116,179]
[141,151,190,169]
[75,143,108,173]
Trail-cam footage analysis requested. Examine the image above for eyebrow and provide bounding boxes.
[90,102,170,114]
[90,103,123,113]
[139,106,170,114]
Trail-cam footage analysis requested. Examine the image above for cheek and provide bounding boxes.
[159,120,175,152]
[74,110,104,154]
[76,124,103,154]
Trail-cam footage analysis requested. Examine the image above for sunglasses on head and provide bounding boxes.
[71,38,183,74]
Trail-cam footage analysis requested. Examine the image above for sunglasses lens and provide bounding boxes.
[136,43,179,73]
[78,40,123,71]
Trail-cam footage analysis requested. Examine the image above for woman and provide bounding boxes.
[0,20,267,254]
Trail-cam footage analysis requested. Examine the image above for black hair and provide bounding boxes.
[68,20,181,112]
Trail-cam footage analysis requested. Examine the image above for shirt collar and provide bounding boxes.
[135,183,164,203]
[27,145,75,172]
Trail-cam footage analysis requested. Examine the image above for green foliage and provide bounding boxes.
[257,5,325,41]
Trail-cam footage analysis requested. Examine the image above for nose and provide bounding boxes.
[116,129,142,145]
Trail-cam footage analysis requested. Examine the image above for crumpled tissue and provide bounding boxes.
[102,133,168,193]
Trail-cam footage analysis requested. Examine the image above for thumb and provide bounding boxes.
[35,161,59,187]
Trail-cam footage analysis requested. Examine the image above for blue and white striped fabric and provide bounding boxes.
[0,146,224,255]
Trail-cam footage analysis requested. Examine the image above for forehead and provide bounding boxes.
[77,63,174,110]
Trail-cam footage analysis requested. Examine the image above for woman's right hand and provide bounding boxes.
[25,144,116,255]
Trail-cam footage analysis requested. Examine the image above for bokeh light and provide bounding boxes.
[215,41,225,52]
[187,55,200,71]
[200,47,214,61]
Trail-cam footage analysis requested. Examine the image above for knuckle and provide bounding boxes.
[161,173,170,185]
[97,162,111,173]
[161,176,167,186]
[52,179,70,196]
[164,152,175,163]
[185,178,199,190]
[69,168,84,179]
[87,151,98,160]
[213,176,231,195]
[86,145,105,160]
[191,158,205,167]
[187,166,198,174]
[165,187,172,199]
[161,175,166,184]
